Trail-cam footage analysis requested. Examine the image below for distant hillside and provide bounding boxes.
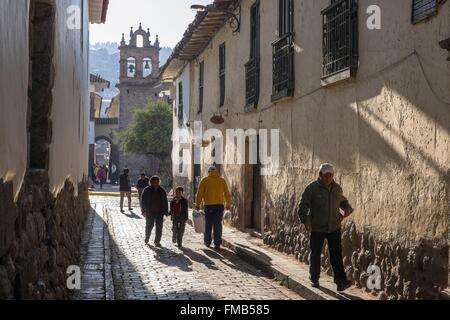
[89,42,172,99]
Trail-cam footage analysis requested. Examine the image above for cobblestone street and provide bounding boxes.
[77,196,303,300]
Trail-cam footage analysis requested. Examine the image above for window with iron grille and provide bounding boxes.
[246,1,260,108]
[219,43,226,107]
[321,0,358,82]
[412,0,438,24]
[199,61,204,113]
[178,82,183,127]
[271,0,294,102]
[279,0,294,37]
[179,149,183,174]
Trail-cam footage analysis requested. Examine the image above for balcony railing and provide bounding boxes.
[178,104,184,127]
[95,118,118,125]
[321,0,358,80]
[245,57,260,108]
[271,33,294,102]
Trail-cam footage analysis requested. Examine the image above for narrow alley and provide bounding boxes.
[1,0,449,305]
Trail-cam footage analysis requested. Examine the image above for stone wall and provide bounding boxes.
[0,171,90,300]
[263,209,448,300]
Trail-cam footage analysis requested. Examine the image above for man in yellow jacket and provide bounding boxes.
[195,165,231,250]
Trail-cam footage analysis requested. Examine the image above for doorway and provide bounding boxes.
[244,135,262,233]
[193,163,201,199]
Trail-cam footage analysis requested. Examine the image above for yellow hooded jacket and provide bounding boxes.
[195,172,231,208]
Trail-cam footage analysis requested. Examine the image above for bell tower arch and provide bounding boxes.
[116,23,171,182]
[119,23,160,80]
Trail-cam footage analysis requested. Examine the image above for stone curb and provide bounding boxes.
[220,237,333,300]
[186,210,373,300]
[103,206,115,300]
[186,210,328,299]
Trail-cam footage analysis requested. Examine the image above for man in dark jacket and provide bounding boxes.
[298,163,354,292]
[170,187,189,248]
[141,176,169,247]
[136,173,150,213]
[119,168,132,213]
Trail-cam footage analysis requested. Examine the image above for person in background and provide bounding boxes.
[136,173,150,213]
[170,187,189,248]
[119,168,132,213]
[195,165,231,250]
[298,163,354,292]
[104,165,109,183]
[141,176,169,247]
[97,166,106,190]
[94,164,100,184]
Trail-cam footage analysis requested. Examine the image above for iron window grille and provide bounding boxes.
[246,58,260,108]
[412,0,438,24]
[271,0,294,102]
[199,61,204,113]
[271,33,295,101]
[219,43,226,107]
[178,82,183,127]
[246,1,261,108]
[321,0,358,80]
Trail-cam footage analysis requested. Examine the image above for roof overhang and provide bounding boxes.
[90,74,111,91]
[161,58,187,82]
[161,0,239,81]
[89,0,109,24]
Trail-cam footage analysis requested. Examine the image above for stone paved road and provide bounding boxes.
[91,196,302,300]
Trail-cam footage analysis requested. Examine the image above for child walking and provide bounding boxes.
[170,187,189,248]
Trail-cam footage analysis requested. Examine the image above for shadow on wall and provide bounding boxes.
[290,51,450,175]
[259,51,450,299]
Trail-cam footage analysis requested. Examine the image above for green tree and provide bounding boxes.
[118,100,173,157]
[118,100,173,188]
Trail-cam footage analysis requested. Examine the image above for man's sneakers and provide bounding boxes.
[337,280,352,292]
[144,237,149,245]
[204,243,221,250]
[310,279,320,288]
[155,242,162,248]
[309,278,351,291]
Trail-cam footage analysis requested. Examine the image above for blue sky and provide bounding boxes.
[90,0,212,48]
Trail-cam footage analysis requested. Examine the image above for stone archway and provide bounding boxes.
[94,136,119,184]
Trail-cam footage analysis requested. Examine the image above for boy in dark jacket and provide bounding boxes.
[170,187,189,248]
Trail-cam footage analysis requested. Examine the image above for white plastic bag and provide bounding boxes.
[192,209,205,233]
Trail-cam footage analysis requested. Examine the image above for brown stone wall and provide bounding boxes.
[260,184,448,300]
[0,171,90,300]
